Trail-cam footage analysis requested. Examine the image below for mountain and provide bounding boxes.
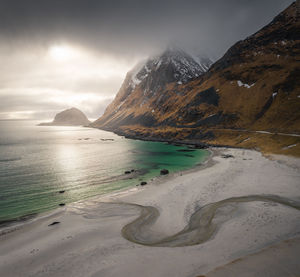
[195,55,214,72]
[39,107,90,126]
[92,1,300,156]
[91,48,212,129]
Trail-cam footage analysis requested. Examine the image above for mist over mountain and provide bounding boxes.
[1,2,300,277]
[92,1,300,155]
[91,48,212,128]
[0,0,294,120]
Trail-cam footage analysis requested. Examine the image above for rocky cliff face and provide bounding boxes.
[39,107,90,126]
[92,1,300,155]
[91,48,212,129]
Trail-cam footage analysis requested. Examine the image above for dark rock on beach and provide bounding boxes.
[160,169,169,175]
[140,181,147,186]
[221,154,234,159]
[48,221,60,226]
[59,203,65,206]
[59,190,65,194]
[124,171,131,174]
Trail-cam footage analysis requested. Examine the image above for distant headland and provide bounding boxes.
[38,107,90,126]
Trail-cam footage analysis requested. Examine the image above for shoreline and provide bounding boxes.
[0,147,214,235]
[91,126,300,157]
[92,125,247,150]
[1,147,300,276]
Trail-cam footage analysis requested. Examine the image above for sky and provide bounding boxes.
[0,0,294,120]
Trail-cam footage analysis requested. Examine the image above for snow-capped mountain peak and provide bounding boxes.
[93,47,214,123]
[128,48,212,92]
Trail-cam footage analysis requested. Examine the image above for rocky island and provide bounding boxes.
[39,107,90,126]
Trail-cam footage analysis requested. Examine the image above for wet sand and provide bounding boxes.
[205,236,300,277]
[0,148,300,277]
[122,194,300,247]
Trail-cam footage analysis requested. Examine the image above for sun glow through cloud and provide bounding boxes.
[0,43,140,120]
[49,45,79,61]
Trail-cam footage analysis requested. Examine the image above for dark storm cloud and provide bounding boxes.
[0,0,294,58]
[0,0,295,120]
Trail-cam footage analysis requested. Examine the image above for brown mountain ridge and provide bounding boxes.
[92,1,300,156]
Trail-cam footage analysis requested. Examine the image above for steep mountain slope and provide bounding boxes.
[92,1,300,155]
[91,48,212,128]
[39,107,90,126]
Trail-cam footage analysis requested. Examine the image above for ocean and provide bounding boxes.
[0,120,209,223]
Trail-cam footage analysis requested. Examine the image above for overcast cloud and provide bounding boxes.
[0,0,294,120]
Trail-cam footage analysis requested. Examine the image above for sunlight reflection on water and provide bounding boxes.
[0,120,208,222]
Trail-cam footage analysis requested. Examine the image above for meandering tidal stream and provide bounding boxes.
[121,194,300,247]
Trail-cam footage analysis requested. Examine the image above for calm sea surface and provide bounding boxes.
[0,120,209,222]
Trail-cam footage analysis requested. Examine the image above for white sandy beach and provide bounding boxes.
[0,148,300,277]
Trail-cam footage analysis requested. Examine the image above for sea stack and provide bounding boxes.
[39,107,90,126]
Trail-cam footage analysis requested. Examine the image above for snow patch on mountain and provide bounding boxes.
[237,80,255,88]
[128,59,148,89]
[127,48,212,92]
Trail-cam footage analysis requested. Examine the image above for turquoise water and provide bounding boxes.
[0,120,209,222]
